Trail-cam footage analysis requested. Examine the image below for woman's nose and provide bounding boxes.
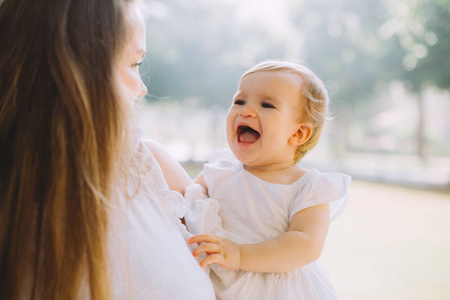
[139,78,148,98]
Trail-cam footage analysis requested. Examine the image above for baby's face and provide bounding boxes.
[226,70,307,170]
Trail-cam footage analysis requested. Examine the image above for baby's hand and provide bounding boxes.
[187,234,241,270]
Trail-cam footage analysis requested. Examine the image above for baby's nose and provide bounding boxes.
[239,106,256,118]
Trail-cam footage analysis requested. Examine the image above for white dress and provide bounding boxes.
[105,128,215,300]
[185,149,351,300]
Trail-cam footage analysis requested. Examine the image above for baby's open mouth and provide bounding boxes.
[237,125,260,143]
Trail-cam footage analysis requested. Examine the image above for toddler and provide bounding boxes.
[185,60,351,300]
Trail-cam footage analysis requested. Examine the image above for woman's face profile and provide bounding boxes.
[117,5,147,102]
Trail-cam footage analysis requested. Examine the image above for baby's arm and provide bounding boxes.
[187,203,330,273]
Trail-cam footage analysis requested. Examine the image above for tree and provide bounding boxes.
[286,0,400,156]
[389,0,450,161]
[143,0,289,107]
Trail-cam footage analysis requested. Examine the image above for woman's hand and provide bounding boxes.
[187,234,241,270]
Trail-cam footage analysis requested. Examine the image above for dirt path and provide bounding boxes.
[321,180,450,299]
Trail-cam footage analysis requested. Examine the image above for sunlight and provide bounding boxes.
[222,0,291,33]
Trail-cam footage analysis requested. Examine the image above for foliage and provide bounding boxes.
[391,0,450,91]
[286,0,398,108]
[142,0,450,159]
[143,0,450,106]
[144,0,288,106]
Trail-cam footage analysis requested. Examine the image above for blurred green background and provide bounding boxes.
[140,0,450,188]
[137,0,450,298]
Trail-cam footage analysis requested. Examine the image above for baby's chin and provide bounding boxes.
[229,148,259,166]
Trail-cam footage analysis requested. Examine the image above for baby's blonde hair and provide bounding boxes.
[240,60,329,163]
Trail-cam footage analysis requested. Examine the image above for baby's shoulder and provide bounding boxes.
[202,149,242,190]
[294,169,351,199]
[206,149,242,172]
[290,169,351,221]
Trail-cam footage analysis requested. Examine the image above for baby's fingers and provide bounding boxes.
[199,253,222,268]
[187,233,219,245]
[192,242,219,258]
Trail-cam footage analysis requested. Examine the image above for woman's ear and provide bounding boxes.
[289,123,312,146]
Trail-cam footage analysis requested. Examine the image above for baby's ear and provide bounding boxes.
[289,123,312,146]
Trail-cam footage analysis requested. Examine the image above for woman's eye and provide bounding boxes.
[262,102,275,109]
[133,61,142,68]
[234,100,245,105]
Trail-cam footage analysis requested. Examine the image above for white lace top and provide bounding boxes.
[106,129,215,299]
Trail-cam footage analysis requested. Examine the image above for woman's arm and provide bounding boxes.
[142,139,193,195]
[187,203,330,273]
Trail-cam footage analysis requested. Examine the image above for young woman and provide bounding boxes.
[0,0,214,299]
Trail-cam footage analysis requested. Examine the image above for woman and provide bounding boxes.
[0,0,215,299]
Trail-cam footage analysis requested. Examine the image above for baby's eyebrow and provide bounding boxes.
[233,91,245,99]
[260,94,278,103]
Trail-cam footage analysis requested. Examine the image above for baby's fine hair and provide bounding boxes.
[240,60,329,163]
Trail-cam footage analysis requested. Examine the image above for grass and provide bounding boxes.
[321,180,450,300]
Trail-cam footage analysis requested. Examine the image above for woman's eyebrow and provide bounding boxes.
[136,48,146,58]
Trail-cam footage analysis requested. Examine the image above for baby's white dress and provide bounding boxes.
[185,149,351,300]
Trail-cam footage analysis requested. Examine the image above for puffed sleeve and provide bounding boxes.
[289,170,351,222]
[184,149,238,239]
[203,149,240,196]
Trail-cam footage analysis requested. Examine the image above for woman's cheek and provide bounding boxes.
[125,68,141,96]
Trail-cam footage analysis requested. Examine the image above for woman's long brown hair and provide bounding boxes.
[0,0,133,298]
